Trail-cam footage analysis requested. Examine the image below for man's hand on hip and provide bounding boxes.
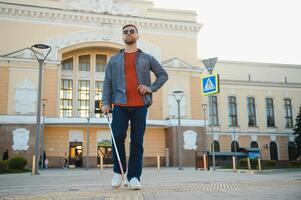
[137,85,152,95]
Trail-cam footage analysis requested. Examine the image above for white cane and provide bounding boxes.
[105,114,126,186]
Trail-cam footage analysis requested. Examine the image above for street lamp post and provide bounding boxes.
[202,57,218,171]
[233,125,237,166]
[32,44,51,175]
[40,99,47,170]
[201,104,208,152]
[172,90,184,170]
[86,113,90,170]
[209,96,216,170]
[1,44,51,175]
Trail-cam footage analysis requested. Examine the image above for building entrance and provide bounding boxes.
[97,140,113,166]
[69,142,83,168]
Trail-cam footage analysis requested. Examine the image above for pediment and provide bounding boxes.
[4,48,45,60]
[162,57,194,69]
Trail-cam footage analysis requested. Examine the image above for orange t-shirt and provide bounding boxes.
[118,52,144,106]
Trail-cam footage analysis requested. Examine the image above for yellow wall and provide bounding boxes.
[141,33,199,66]
[0,20,91,55]
[190,76,202,119]
[0,66,9,114]
[43,67,59,117]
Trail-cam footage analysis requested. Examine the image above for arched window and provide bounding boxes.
[231,141,239,152]
[250,141,258,148]
[288,141,297,161]
[211,141,220,152]
[269,141,278,160]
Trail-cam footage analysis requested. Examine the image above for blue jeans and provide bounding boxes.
[111,105,147,181]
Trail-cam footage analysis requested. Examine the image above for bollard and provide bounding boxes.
[247,157,251,170]
[100,153,103,172]
[232,156,236,171]
[165,148,169,167]
[157,154,160,170]
[203,154,207,170]
[258,158,262,170]
[32,155,36,175]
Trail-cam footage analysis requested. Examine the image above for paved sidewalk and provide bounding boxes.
[0,167,301,200]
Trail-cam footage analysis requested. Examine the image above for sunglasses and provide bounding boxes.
[123,29,136,35]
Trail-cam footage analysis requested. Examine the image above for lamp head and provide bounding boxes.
[32,44,50,49]
[172,90,184,101]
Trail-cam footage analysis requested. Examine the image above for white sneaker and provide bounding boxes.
[111,173,122,188]
[129,177,141,190]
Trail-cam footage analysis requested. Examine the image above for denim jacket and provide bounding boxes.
[102,49,168,107]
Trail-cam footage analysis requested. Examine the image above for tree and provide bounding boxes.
[293,107,301,157]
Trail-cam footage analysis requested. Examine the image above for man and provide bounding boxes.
[2,149,9,160]
[102,24,168,190]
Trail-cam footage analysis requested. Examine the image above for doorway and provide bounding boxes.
[97,140,113,166]
[69,142,83,168]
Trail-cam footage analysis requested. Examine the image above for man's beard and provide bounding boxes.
[124,36,137,45]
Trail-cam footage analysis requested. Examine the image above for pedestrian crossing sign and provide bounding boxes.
[201,74,219,96]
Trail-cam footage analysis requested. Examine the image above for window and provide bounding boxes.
[266,98,275,127]
[60,79,73,117]
[62,58,73,70]
[78,80,90,117]
[269,141,278,160]
[211,141,220,152]
[288,141,297,161]
[78,55,90,71]
[95,81,103,118]
[209,96,219,126]
[95,81,103,101]
[231,141,239,152]
[96,54,107,72]
[247,97,257,127]
[167,91,186,118]
[284,99,293,128]
[250,141,259,148]
[228,96,238,126]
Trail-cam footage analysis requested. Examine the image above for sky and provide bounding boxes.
[152,0,301,65]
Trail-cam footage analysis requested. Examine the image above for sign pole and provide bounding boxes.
[202,57,218,171]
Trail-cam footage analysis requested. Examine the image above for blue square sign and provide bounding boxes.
[201,74,219,96]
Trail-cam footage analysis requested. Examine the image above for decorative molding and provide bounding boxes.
[12,128,30,151]
[0,3,201,35]
[231,134,239,141]
[270,135,277,142]
[14,79,37,114]
[251,135,257,141]
[0,115,205,127]
[213,134,219,141]
[162,57,202,73]
[64,0,142,17]
[45,30,162,61]
[167,88,186,118]
[183,130,197,150]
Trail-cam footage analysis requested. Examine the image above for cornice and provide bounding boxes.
[217,60,301,69]
[220,79,301,88]
[0,2,201,35]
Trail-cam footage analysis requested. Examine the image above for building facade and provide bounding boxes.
[0,0,205,168]
[0,0,300,169]
[202,60,301,161]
